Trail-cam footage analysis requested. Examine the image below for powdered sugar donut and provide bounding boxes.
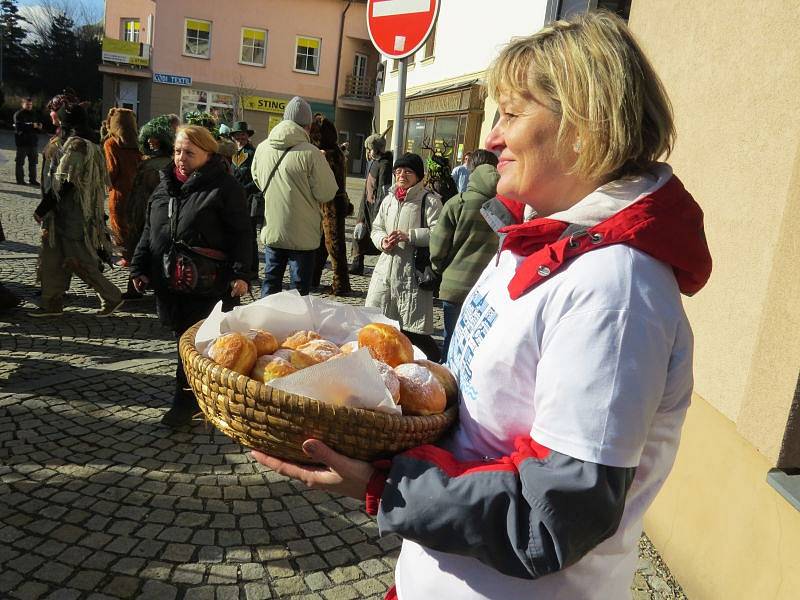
[394,363,446,415]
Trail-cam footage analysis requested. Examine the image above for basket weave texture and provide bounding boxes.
[179,321,458,464]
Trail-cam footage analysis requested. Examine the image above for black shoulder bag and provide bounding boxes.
[162,196,232,297]
[413,193,441,293]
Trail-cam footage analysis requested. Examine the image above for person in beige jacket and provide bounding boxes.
[366,153,443,361]
[251,96,338,296]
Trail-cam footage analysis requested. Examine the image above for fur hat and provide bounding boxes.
[283,96,313,127]
[138,115,175,156]
[365,133,386,153]
[107,107,139,148]
[392,153,425,181]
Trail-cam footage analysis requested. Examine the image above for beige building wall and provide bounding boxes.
[629,2,800,598]
[629,0,800,464]
[104,0,155,42]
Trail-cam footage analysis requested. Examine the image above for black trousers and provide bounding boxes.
[403,330,442,363]
[157,292,238,410]
[15,146,37,183]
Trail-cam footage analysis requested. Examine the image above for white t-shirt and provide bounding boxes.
[394,241,694,599]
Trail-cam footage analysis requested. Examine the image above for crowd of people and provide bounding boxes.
[0,10,715,599]
[6,86,500,424]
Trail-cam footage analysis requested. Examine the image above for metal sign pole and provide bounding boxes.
[393,57,407,161]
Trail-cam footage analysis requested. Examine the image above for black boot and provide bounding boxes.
[348,255,364,275]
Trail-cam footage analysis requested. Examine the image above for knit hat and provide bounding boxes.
[392,153,425,181]
[283,96,313,127]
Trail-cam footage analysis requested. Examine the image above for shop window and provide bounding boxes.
[184,18,212,58]
[554,0,631,20]
[180,89,234,125]
[295,36,321,74]
[240,27,267,66]
[121,18,140,43]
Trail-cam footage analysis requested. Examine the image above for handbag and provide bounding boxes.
[413,193,441,293]
[162,196,232,296]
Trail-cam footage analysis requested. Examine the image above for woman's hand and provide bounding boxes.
[230,279,248,297]
[132,275,149,292]
[382,230,409,251]
[251,439,375,500]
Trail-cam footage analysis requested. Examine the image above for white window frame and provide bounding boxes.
[240,27,267,67]
[294,35,321,75]
[353,53,368,78]
[121,18,140,43]
[183,18,212,59]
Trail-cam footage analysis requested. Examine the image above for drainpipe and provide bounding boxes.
[332,0,353,119]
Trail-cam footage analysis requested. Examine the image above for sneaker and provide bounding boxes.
[96,298,124,317]
[27,307,64,317]
[160,405,198,428]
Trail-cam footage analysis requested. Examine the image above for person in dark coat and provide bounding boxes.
[131,125,254,428]
[349,134,392,275]
[13,97,43,186]
[230,121,261,275]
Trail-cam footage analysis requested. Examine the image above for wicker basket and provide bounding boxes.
[179,321,458,464]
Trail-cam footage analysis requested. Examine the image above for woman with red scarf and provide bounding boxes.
[364,152,443,361]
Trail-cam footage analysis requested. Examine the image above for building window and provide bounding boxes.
[180,89,235,125]
[121,18,140,43]
[295,36,321,74]
[184,18,211,58]
[240,27,267,66]
[353,53,367,78]
[422,24,436,60]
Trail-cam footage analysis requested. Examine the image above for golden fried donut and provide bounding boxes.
[357,323,414,367]
[251,355,297,383]
[208,332,257,376]
[281,330,321,350]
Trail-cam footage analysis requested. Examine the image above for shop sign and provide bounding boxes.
[406,91,462,116]
[102,37,149,67]
[242,95,289,113]
[153,73,192,86]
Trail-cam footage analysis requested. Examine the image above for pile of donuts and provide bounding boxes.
[204,322,456,416]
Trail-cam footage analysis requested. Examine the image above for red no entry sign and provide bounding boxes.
[366,0,441,59]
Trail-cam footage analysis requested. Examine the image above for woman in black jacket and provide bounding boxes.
[131,125,253,427]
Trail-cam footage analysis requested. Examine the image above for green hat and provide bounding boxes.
[230,121,254,136]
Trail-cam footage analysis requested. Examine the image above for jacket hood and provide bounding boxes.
[497,163,712,299]
[267,120,310,150]
[465,164,500,200]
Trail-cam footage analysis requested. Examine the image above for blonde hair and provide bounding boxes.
[175,125,219,154]
[487,10,675,179]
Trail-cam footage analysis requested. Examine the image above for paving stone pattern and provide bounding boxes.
[0,132,687,599]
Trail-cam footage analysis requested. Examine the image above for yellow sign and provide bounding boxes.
[268,115,283,133]
[242,95,288,113]
[102,37,149,66]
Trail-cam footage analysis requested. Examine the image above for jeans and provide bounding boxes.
[441,300,462,364]
[15,145,37,183]
[261,246,317,297]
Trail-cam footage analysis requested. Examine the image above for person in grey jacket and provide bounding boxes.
[251,97,338,296]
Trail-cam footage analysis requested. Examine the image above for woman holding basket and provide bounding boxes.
[253,11,712,599]
[131,125,253,427]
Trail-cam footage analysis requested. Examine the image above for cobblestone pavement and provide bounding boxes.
[0,132,687,599]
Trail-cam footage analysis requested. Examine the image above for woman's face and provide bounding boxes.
[147,137,160,151]
[393,167,419,190]
[485,92,583,217]
[174,134,211,177]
